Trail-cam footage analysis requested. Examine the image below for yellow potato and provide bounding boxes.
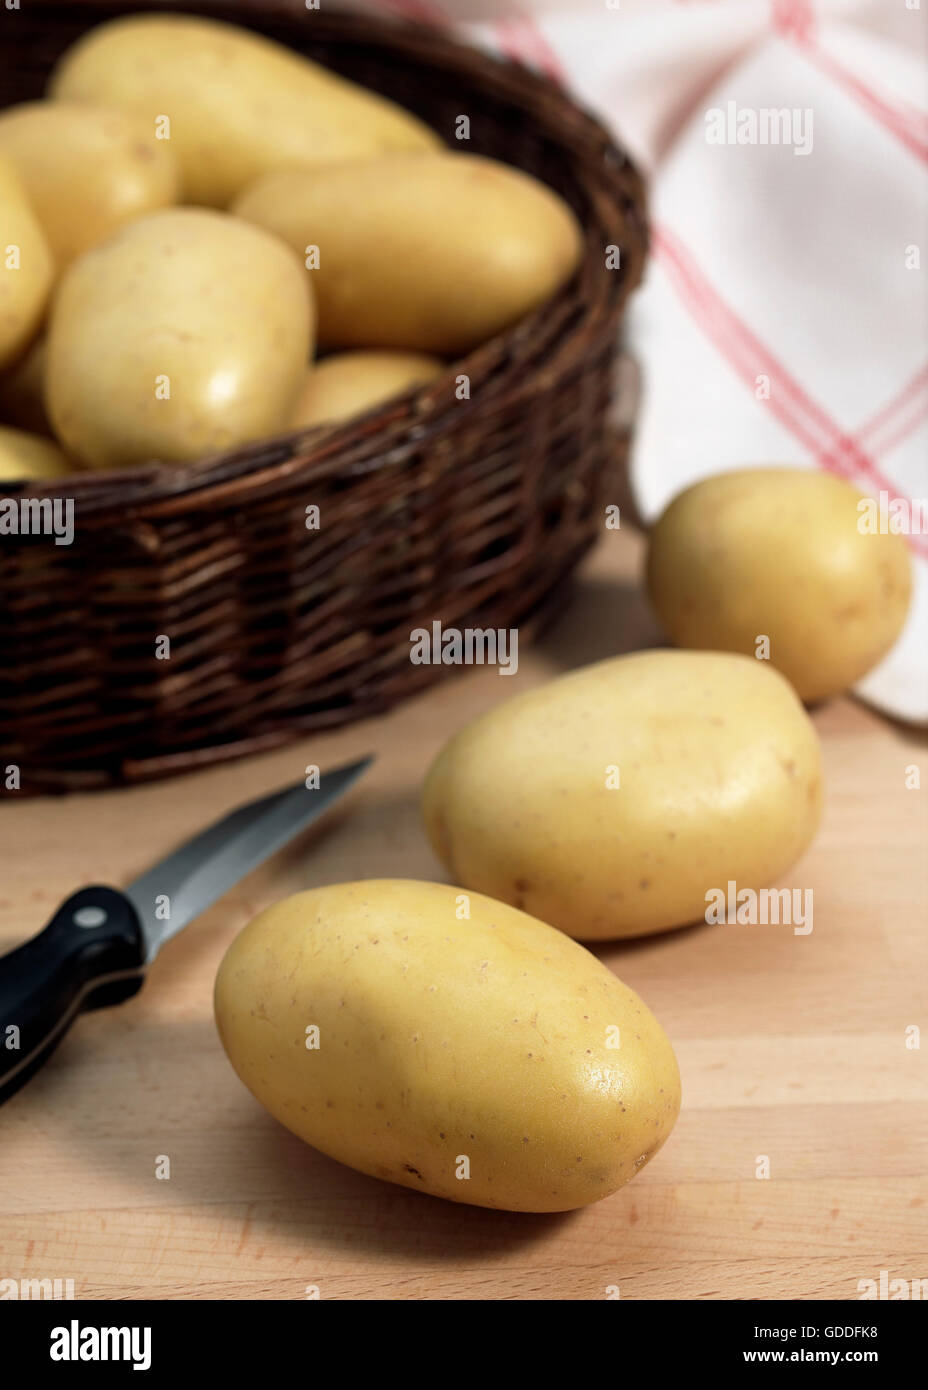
[214,880,681,1212]
[0,157,53,372]
[49,12,440,208]
[46,208,313,470]
[646,467,913,702]
[0,424,70,481]
[0,101,180,269]
[291,351,443,428]
[422,650,823,940]
[234,154,583,353]
[0,336,51,437]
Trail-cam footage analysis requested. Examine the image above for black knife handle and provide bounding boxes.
[0,885,146,1106]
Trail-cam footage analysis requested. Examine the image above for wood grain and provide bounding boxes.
[1,525,926,1300]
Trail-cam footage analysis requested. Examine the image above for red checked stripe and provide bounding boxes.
[800,40,928,166]
[856,366,928,452]
[868,395,928,461]
[495,15,565,84]
[770,0,816,43]
[492,19,525,69]
[772,0,928,165]
[653,224,928,559]
[654,223,857,467]
[861,389,928,458]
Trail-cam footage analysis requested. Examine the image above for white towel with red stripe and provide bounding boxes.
[360,0,928,720]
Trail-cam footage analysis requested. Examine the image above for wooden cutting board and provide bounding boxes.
[1,523,926,1300]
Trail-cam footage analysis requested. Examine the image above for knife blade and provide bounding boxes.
[127,757,372,962]
[0,756,372,1106]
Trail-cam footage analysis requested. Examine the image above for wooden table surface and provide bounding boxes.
[1,523,926,1301]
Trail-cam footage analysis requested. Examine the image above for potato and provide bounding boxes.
[0,157,53,372]
[291,351,443,428]
[0,336,51,437]
[646,467,913,702]
[214,879,681,1212]
[0,424,70,481]
[0,101,180,269]
[234,154,583,353]
[49,12,440,208]
[46,208,313,470]
[422,650,823,940]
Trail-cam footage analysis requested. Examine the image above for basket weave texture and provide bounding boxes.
[0,0,648,794]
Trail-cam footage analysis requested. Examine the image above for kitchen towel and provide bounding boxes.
[360,0,928,720]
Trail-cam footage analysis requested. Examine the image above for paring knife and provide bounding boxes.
[0,757,372,1106]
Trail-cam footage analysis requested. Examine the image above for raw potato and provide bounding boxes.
[46,208,313,470]
[0,336,51,437]
[214,880,681,1212]
[646,467,913,702]
[0,157,53,372]
[234,154,584,353]
[291,351,443,428]
[0,101,180,269]
[49,12,440,208]
[0,424,70,481]
[422,650,823,940]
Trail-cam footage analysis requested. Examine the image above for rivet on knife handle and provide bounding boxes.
[0,886,145,1106]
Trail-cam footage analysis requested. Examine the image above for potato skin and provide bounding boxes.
[46,208,313,470]
[0,157,53,372]
[0,336,51,437]
[0,423,70,481]
[49,12,440,207]
[291,351,443,428]
[0,101,179,270]
[234,154,583,353]
[214,880,681,1212]
[645,468,913,703]
[422,651,823,940]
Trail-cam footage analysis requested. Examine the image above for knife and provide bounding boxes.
[0,756,372,1106]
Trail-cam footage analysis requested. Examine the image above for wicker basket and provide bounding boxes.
[0,0,647,794]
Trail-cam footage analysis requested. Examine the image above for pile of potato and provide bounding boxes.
[0,11,582,480]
